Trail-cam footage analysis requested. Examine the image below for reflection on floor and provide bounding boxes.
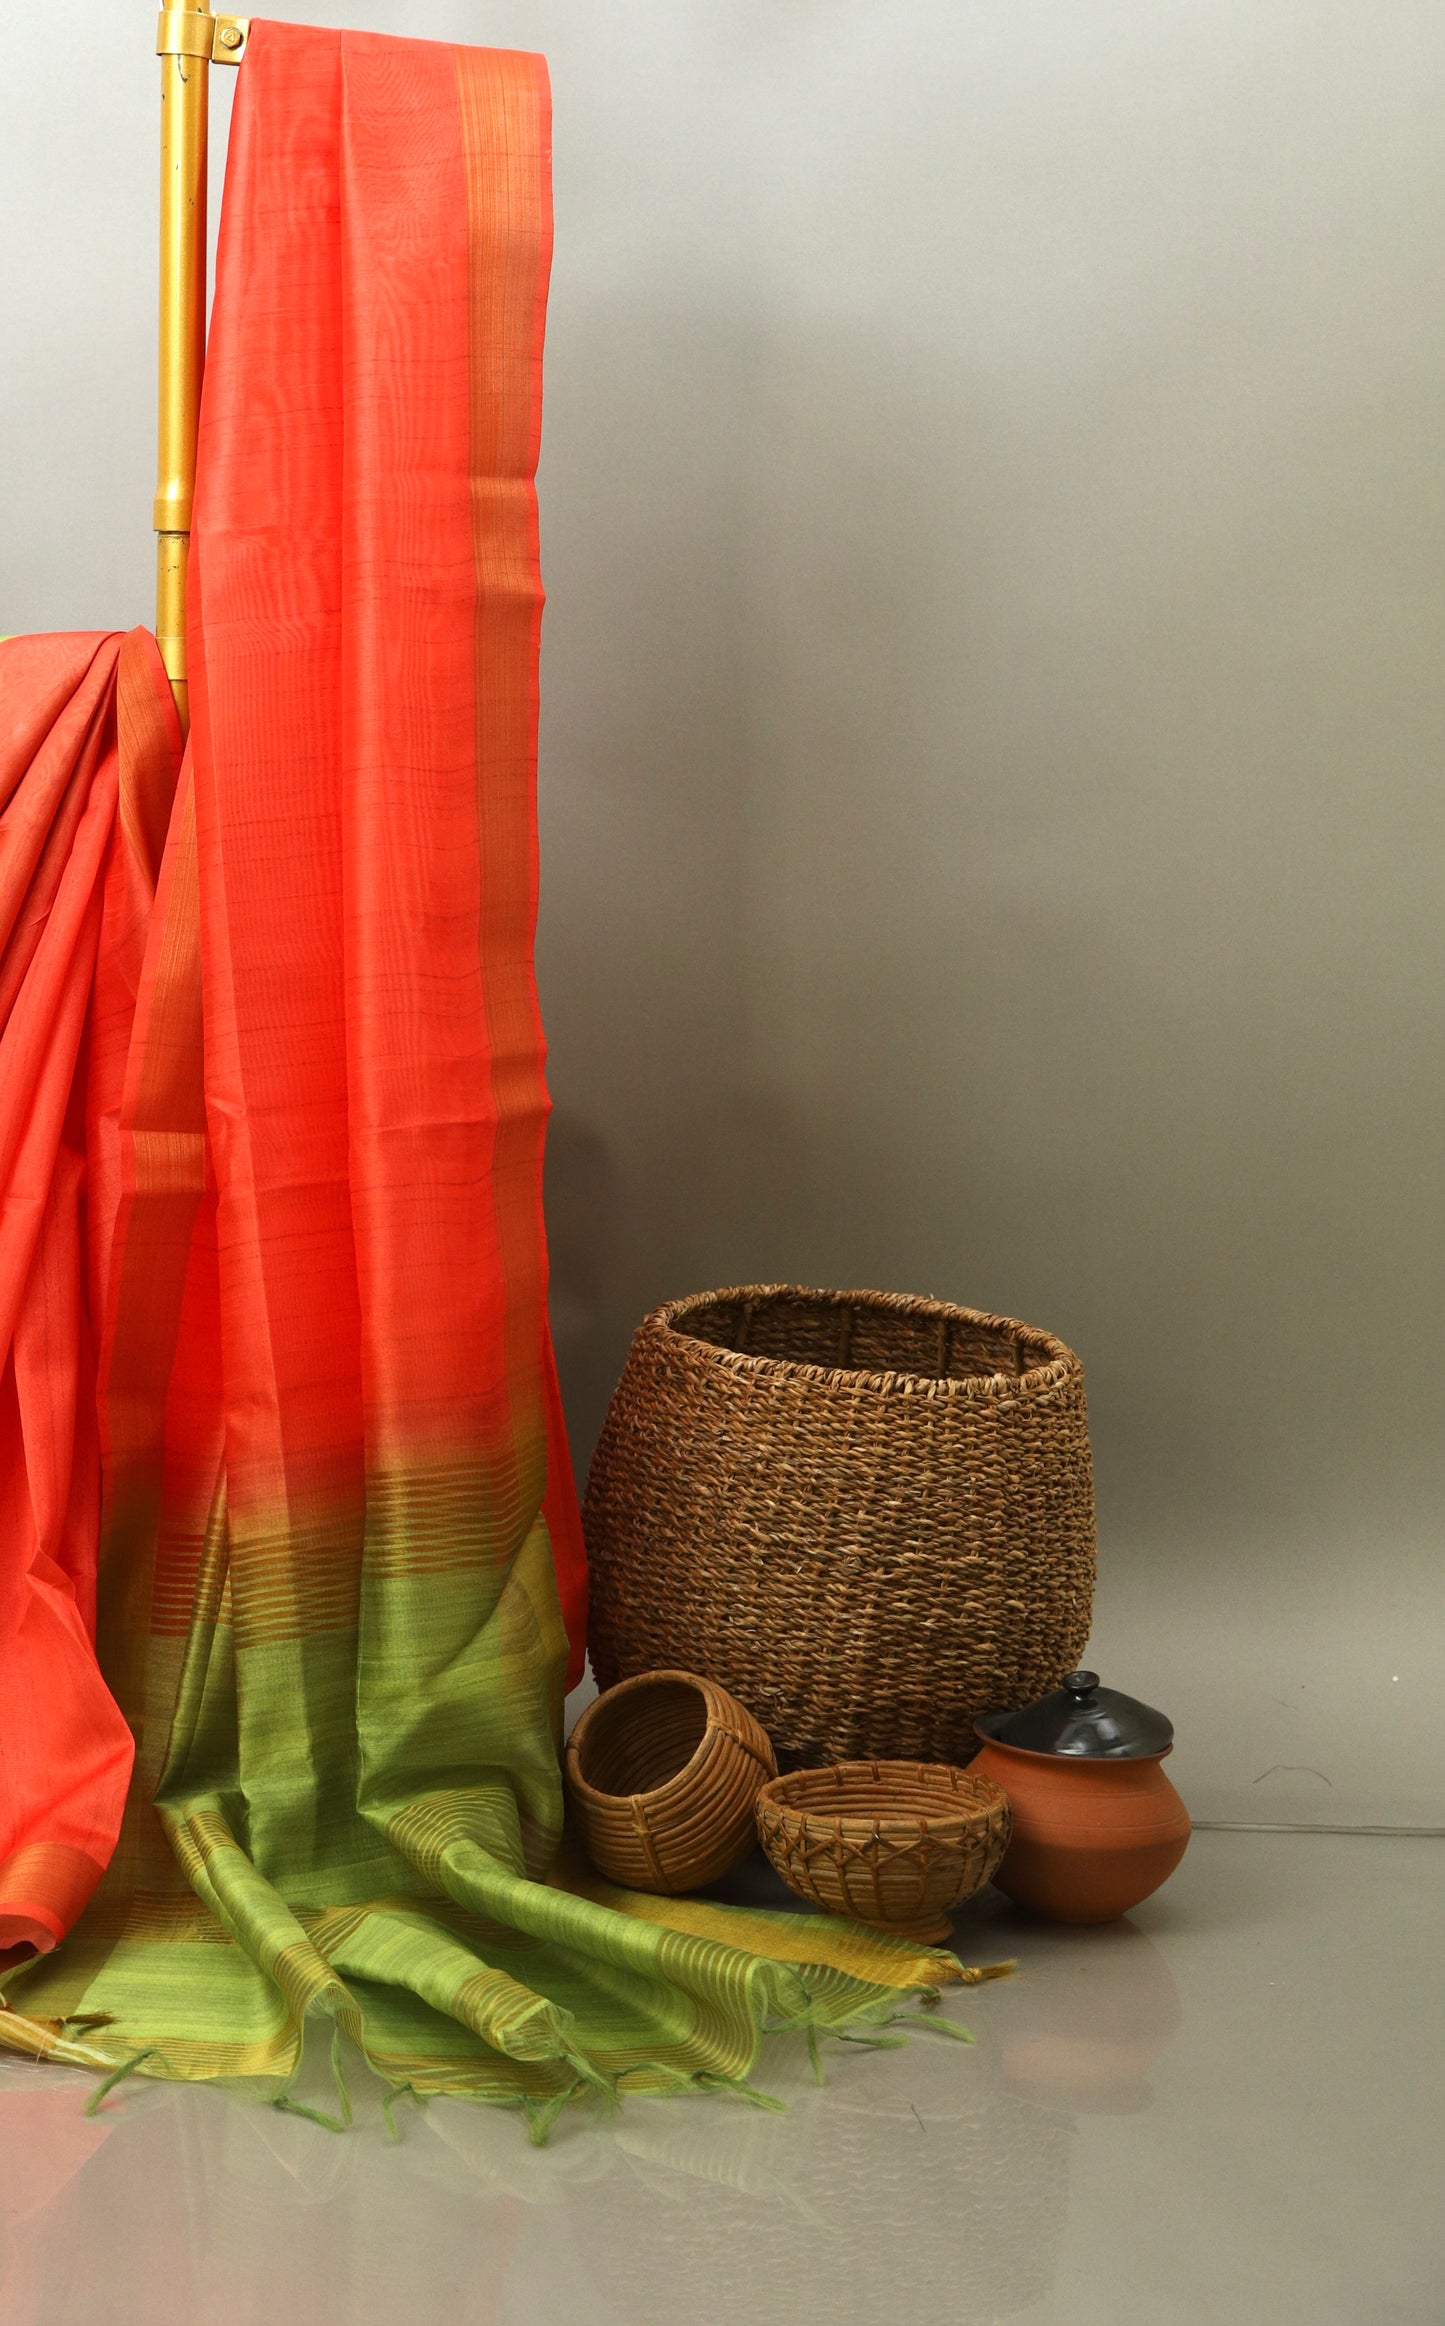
[0,1831,1440,2325]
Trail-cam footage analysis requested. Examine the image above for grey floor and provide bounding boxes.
[0,1830,1439,2325]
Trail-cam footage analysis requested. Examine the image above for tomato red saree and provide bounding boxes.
[0,23,966,2124]
[0,630,178,1953]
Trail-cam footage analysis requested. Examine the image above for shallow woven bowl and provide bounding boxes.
[755,1761,1012,1938]
[565,1669,778,1895]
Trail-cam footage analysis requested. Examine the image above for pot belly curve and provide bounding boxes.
[970,1738,1191,1924]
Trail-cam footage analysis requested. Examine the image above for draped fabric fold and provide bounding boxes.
[0,629,180,1956]
[0,21,965,2122]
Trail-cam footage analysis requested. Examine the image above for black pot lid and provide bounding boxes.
[976,1671,1174,1759]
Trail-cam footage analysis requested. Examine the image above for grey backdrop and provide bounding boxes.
[3,2,1442,1824]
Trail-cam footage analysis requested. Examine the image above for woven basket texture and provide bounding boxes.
[755,1761,1011,1931]
[564,1668,777,1894]
[584,1286,1096,1768]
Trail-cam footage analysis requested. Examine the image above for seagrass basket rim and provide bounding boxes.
[652,1285,1080,1399]
[565,1669,732,1810]
[757,1760,1010,1837]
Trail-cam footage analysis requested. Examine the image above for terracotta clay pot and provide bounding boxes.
[970,1732,1190,1924]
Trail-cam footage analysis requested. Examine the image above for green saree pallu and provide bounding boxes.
[0,21,975,2129]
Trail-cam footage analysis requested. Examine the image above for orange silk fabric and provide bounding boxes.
[186,21,584,1681]
[0,630,180,1953]
[0,24,587,1960]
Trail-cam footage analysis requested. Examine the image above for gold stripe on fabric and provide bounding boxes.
[363,1461,527,1574]
[89,1464,227,1928]
[115,629,182,885]
[227,1522,362,1647]
[0,1843,105,1935]
[96,770,207,1729]
[147,1521,215,1637]
[454,45,552,1543]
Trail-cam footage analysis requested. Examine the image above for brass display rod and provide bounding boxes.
[154,7,248,732]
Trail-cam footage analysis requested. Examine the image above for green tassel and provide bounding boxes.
[560,2048,618,2112]
[896,2012,976,2044]
[804,2020,824,2085]
[271,2017,354,2132]
[273,2094,349,2133]
[523,2081,584,2146]
[84,2049,157,2116]
[381,2082,419,2142]
[693,2073,789,2115]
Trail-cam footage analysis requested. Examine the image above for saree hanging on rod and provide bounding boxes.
[0,630,179,1953]
[0,22,972,2124]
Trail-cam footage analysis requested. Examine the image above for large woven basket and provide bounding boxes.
[584,1286,1095,1768]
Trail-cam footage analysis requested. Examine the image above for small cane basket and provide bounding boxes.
[755,1762,1012,1937]
[584,1286,1096,1768]
[565,1669,777,1894]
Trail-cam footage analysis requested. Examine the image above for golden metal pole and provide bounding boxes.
[154,9,247,733]
[155,7,211,733]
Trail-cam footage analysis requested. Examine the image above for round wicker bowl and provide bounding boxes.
[755,1762,1012,1939]
[565,1669,777,1895]
[584,1286,1095,1768]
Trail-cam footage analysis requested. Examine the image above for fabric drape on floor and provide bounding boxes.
[0,22,967,2127]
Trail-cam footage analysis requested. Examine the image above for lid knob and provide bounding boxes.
[1063,1671,1099,1697]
